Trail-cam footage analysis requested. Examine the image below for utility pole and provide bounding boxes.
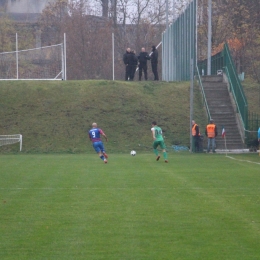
[207,0,212,75]
[190,59,194,152]
[173,0,175,21]
[166,0,169,82]
[166,0,168,28]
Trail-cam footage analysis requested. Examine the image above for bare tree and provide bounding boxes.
[38,0,185,80]
[110,0,117,25]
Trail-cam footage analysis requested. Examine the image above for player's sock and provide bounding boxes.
[103,152,108,159]
[163,152,168,160]
[100,155,105,160]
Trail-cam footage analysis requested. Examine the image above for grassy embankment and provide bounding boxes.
[243,78,260,114]
[0,80,207,153]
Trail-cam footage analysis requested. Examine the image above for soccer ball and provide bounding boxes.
[130,150,136,156]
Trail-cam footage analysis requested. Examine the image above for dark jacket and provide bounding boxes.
[123,51,131,65]
[138,52,150,65]
[151,48,158,64]
[133,53,138,66]
[128,52,138,66]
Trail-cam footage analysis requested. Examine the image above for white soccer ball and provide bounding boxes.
[130,150,136,156]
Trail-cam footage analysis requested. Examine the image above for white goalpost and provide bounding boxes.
[0,134,23,151]
[0,33,67,80]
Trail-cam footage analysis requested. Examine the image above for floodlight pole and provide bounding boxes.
[16,33,18,80]
[172,0,175,21]
[166,0,168,28]
[64,33,67,80]
[207,0,212,75]
[166,0,169,82]
[190,59,194,152]
[112,32,115,80]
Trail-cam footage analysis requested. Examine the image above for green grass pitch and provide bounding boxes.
[1,153,260,259]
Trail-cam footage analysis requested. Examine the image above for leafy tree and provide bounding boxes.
[219,0,260,80]
[197,0,260,81]
[0,14,15,52]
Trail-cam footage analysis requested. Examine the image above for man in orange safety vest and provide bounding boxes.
[205,119,218,153]
[192,120,200,152]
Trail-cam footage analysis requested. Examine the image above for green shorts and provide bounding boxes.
[153,140,166,149]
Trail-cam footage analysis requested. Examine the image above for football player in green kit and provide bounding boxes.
[151,121,168,163]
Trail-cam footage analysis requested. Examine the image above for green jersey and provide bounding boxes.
[151,126,164,141]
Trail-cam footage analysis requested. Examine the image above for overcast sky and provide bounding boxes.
[86,0,191,22]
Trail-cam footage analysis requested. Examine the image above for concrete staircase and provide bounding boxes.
[201,75,245,150]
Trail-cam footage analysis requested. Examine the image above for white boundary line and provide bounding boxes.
[1,187,260,190]
[226,155,260,165]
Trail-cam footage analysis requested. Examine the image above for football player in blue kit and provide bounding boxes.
[89,122,108,163]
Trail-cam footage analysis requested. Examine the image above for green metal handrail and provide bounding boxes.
[223,43,248,132]
[197,43,248,134]
[223,68,247,130]
[195,65,211,121]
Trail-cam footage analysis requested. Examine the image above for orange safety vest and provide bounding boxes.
[192,124,200,136]
[206,124,216,138]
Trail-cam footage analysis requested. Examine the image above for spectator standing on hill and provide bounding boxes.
[151,121,168,163]
[89,122,108,163]
[151,45,159,81]
[123,48,131,81]
[138,47,150,81]
[192,120,200,152]
[128,50,138,81]
[205,119,218,153]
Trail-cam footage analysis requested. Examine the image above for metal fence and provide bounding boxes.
[247,113,260,148]
[248,113,260,131]
[162,0,197,81]
[0,33,66,80]
[197,51,224,76]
